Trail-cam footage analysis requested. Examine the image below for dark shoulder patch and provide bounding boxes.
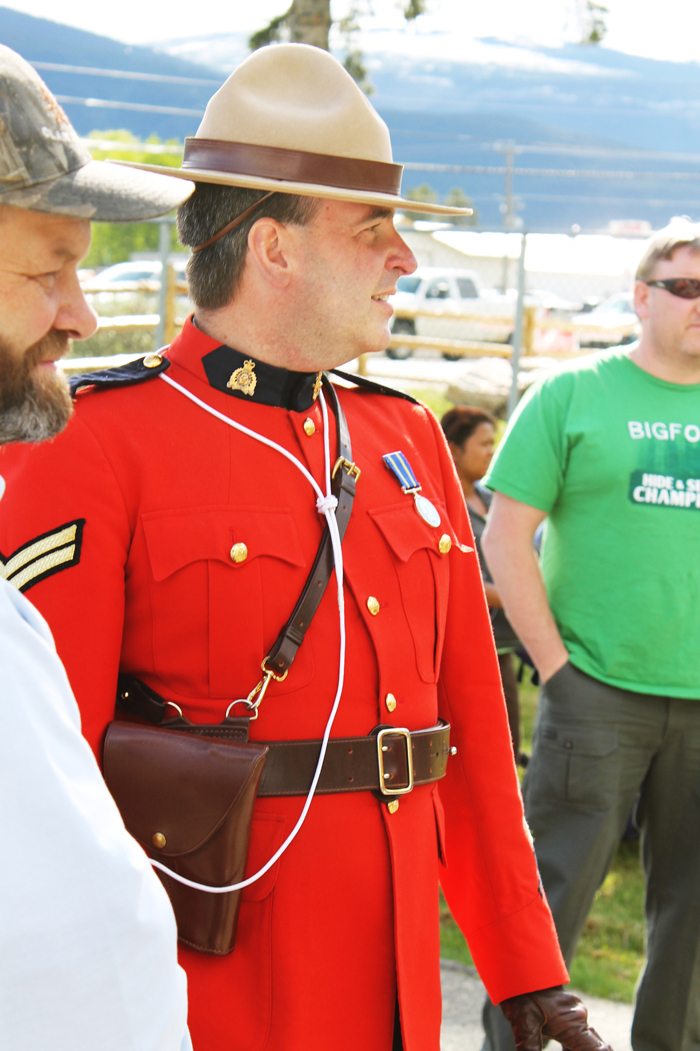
[70,354,170,397]
[330,368,419,404]
[1,519,85,593]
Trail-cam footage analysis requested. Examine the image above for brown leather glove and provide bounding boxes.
[500,986,613,1051]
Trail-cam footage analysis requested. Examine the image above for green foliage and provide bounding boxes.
[69,326,157,359]
[403,0,427,19]
[404,183,439,222]
[410,389,454,419]
[406,183,439,205]
[82,132,186,269]
[343,49,373,93]
[249,9,292,51]
[403,183,478,225]
[582,0,608,44]
[444,186,478,227]
[338,3,374,94]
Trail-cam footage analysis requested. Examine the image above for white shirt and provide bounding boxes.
[0,568,191,1050]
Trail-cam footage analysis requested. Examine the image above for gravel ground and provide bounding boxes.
[440,960,633,1051]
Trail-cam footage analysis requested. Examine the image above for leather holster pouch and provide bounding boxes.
[103,721,268,955]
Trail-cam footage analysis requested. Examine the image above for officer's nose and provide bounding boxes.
[388,228,417,278]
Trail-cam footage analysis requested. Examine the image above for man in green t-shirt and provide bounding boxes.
[480,221,700,1051]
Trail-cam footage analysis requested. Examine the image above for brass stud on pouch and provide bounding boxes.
[152,832,167,849]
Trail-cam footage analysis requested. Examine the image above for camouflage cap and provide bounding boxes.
[0,45,193,221]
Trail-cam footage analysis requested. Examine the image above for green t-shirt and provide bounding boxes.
[484,347,700,698]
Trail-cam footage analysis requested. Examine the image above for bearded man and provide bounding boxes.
[0,45,195,1051]
[0,43,610,1051]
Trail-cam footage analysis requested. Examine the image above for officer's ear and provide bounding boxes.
[246,216,295,290]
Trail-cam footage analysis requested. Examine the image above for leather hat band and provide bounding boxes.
[182,138,404,196]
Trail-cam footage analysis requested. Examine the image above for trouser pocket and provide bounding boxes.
[526,722,620,811]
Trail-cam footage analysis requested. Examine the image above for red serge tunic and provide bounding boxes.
[0,320,567,1050]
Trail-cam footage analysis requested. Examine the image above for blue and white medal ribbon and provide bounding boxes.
[383,450,441,527]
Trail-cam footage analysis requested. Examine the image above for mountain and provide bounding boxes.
[158,28,700,230]
[3,5,700,230]
[0,5,224,139]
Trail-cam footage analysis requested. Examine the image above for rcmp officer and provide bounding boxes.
[0,44,610,1051]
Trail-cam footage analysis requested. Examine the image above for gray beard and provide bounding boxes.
[0,330,73,444]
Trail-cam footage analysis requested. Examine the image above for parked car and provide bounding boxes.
[569,291,640,348]
[81,258,188,300]
[388,267,519,360]
[81,258,191,319]
[81,258,188,294]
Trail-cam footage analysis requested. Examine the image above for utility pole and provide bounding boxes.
[497,141,517,291]
[502,141,516,229]
[507,233,528,419]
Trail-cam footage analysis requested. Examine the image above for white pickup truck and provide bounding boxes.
[388,266,517,360]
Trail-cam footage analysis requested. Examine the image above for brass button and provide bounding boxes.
[303,418,316,437]
[438,534,452,555]
[152,832,167,849]
[387,800,400,815]
[230,542,248,563]
[143,353,163,368]
[385,693,397,713]
[366,596,380,616]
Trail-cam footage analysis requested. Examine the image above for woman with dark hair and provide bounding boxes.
[441,405,526,765]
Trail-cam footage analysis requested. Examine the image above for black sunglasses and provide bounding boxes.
[645,278,700,299]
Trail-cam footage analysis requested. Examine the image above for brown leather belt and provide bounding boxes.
[116,676,451,797]
[257,723,451,796]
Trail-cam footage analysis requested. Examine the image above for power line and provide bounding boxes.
[403,162,700,180]
[504,192,700,207]
[390,130,700,165]
[32,61,222,87]
[76,138,700,180]
[82,138,184,154]
[55,95,204,118]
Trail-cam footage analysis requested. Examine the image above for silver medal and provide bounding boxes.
[414,493,441,528]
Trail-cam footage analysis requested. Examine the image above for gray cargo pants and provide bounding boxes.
[481,661,700,1051]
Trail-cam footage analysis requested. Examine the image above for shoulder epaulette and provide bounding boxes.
[330,368,419,404]
[70,354,171,397]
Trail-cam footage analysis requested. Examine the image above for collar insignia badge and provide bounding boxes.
[227,359,257,397]
[312,371,323,401]
[383,450,441,527]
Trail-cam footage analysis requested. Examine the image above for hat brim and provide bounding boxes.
[0,158,194,222]
[109,158,472,217]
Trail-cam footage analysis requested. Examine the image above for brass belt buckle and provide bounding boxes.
[377,727,414,796]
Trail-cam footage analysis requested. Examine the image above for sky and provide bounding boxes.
[6,0,700,66]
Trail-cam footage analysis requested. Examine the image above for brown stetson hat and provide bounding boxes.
[113,43,471,218]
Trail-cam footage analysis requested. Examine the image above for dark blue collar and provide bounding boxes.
[201,344,322,412]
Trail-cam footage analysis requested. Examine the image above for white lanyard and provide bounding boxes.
[148,372,347,893]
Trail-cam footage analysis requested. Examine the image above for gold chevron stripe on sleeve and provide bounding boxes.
[1,524,78,580]
[6,545,77,591]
